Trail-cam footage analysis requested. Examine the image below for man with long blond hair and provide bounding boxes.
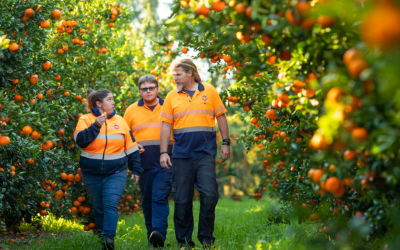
[159,58,231,249]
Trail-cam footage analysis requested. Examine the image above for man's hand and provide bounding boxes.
[131,174,140,185]
[138,144,145,154]
[160,154,172,169]
[220,145,231,162]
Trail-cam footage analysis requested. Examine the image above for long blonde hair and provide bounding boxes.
[171,58,202,83]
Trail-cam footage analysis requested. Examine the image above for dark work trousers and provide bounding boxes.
[138,167,173,241]
[172,155,219,247]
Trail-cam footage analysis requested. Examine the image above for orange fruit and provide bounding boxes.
[195,4,211,16]
[75,174,82,182]
[42,141,54,150]
[245,6,252,18]
[31,131,41,139]
[351,127,368,142]
[40,20,50,28]
[296,1,310,16]
[54,74,61,80]
[250,117,258,124]
[361,4,400,50]
[261,34,272,45]
[30,74,38,84]
[108,22,114,27]
[347,59,368,78]
[317,16,334,28]
[309,213,319,222]
[64,91,69,97]
[78,197,86,202]
[279,50,291,61]
[88,223,95,229]
[14,94,23,101]
[293,80,305,89]
[67,174,75,181]
[343,48,362,66]
[212,1,226,12]
[235,3,245,13]
[75,95,82,100]
[277,93,290,104]
[300,17,316,29]
[266,109,276,119]
[302,88,316,98]
[326,87,344,102]
[285,9,300,24]
[325,177,341,193]
[312,169,324,183]
[51,10,62,19]
[74,201,81,207]
[309,133,330,150]
[25,8,35,17]
[43,61,52,70]
[60,173,68,180]
[58,49,64,54]
[8,43,19,51]
[12,79,19,84]
[0,136,11,146]
[37,93,43,100]
[35,5,42,13]
[344,150,357,161]
[22,126,33,135]
[58,129,65,135]
[328,164,336,172]
[181,47,188,54]
[80,29,86,33]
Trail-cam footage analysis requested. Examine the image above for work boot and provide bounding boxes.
[102,236,114,250]
[149,231,164,248]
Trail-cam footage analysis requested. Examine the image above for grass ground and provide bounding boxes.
[0,198,328,250]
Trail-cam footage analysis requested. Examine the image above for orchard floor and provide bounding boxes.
[0,198,327,250]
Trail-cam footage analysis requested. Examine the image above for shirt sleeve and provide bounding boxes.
[123,105,133,129]
[160,93,174,123]
[211,86,227,117]
[123,120,142,175]
[73,116,101,149]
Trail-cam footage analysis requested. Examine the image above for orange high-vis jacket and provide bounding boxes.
[160,82,227,158]
[123,96,173,169]
[73,111,141,175]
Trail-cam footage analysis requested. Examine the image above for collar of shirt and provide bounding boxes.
[138,96,164,107]
[91,108,116,118]
[177,81,205,94]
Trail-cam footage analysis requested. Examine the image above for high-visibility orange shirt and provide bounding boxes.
[74,112,141,175]
[160,82,227,158]
[124,97,173,169]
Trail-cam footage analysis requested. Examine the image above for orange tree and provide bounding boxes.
[0,0,175,232]
[165,0,400,248]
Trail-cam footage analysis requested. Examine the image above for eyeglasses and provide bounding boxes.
[139,86,157,92]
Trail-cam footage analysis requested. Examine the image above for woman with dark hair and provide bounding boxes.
[73,88,142,250]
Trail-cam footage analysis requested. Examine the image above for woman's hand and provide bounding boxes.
[95,113,106,127]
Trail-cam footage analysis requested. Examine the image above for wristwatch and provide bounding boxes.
[222,139,231,146]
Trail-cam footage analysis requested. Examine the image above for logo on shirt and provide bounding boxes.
[202,95,208,101]
[113,124,120,129]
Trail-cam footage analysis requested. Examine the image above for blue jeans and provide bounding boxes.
[139,167,172,241]
[82,170,127,238]
[172,155,219,247]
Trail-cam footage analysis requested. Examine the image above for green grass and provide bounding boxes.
[0,198,329,250]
